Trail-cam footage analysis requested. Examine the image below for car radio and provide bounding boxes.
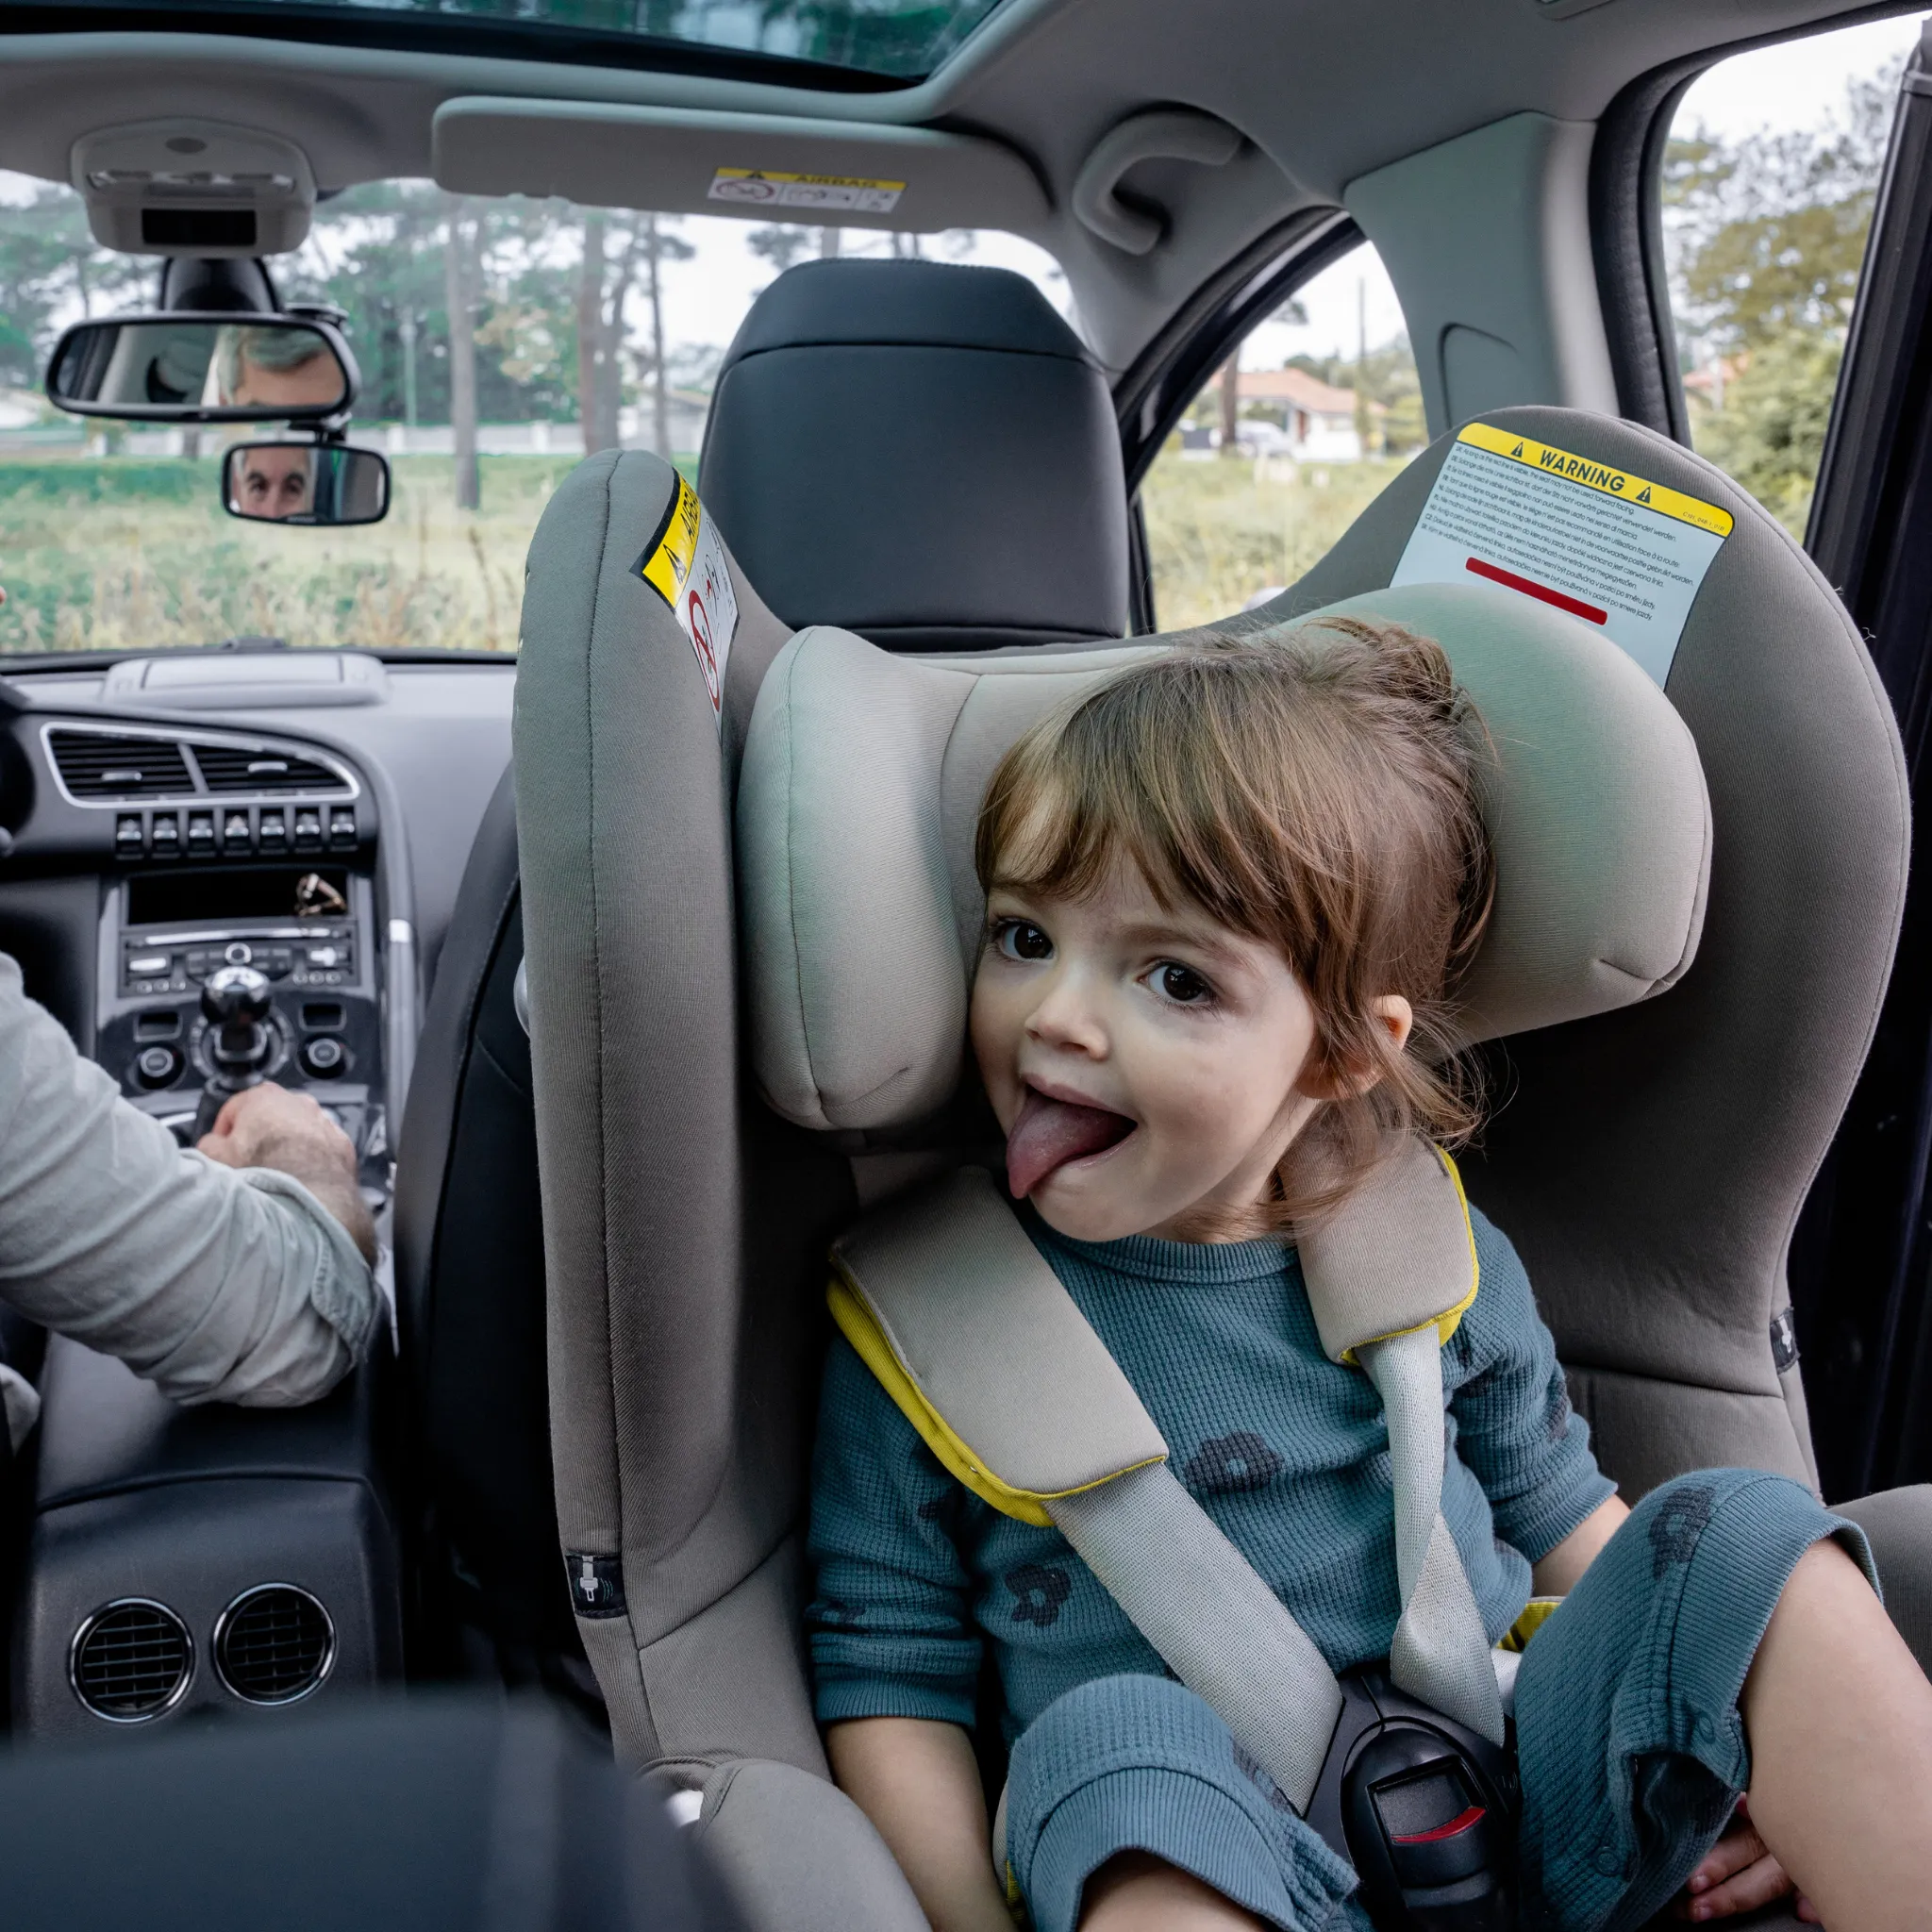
[95,862,385,1178]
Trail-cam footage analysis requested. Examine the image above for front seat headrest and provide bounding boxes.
[737,582,1711,1134]
[699,258,1130,654]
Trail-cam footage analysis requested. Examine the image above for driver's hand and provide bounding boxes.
[197,1081,355,1175]
[1673,1798,1816,1923]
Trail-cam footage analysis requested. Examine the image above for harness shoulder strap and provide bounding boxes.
[828,1144,1504,1809]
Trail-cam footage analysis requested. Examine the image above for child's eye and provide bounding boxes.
[991,919,1054,963]
[1150,961,1213,1006]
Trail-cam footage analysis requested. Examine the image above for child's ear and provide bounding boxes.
[1297,996,1414,1101]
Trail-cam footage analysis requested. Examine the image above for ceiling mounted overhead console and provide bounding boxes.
[431,98,1049,235]
[1072,108,1244,257]
[71,119,317,258]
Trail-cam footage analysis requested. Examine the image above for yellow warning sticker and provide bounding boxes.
[708,167,905,214]
[1457,423,1734,536]
[634,474,738,726]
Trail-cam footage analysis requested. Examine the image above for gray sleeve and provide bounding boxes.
[0,954,377,1410]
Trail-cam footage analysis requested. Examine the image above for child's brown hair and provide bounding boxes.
[974,616,1495,1226]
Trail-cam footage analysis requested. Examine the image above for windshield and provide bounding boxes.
[25,0,1007,81]
[0,179,1063,655]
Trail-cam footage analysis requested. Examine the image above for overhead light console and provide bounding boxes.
[71,118,316,258]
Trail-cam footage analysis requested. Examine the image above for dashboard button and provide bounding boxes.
[128,953,171,976]
[328,809,357,847]
[222,811,253,851]
[134,1044,183,1089]
[186,813,216,853]
[258,810,288,848]
[292,810,324,849]
[115,815,145,856]
[306,945,341,969]
[225,942,254,967]
[150,814,180,856]
[300,1036,348,1078]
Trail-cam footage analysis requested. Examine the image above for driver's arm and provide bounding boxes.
[0,954,378,1418]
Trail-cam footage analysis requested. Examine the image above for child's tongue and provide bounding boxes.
[1005,1087,1136,1199]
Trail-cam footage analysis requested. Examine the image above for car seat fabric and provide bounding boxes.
[1236,407,1909,1501]
[739,584,1709,1139]
[698,259,1130,653]
[513,449,858,1783]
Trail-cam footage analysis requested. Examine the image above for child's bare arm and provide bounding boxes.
[827,1716,1015,1932]
[1529,1492,1628,1596]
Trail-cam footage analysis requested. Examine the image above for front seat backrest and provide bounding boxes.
[699,259,1130,652]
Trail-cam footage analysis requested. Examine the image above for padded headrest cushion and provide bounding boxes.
[699,259,1129,653]
[739,582,1712,1133]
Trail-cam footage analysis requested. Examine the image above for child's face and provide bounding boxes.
[971,862,1369,1242]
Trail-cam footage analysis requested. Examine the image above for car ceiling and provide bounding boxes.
[0,0,1901,378]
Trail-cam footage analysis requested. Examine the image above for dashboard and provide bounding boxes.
[0,648,514,1738]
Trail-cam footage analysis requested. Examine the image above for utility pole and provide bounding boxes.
[1219,351,1241,458]
[819,225,841,258]
[1354,275,1373,458]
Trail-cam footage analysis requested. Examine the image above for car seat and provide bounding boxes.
[699,258,1130,652]
[512,404,1932,1928]
[392,259,1136,1699]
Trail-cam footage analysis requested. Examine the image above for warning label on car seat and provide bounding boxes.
[1390,423,1734,686]
[708,167,905,213]
[634,473,739,726]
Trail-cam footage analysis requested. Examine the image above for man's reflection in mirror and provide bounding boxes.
[230,444,315,522]
[213,326,343,413]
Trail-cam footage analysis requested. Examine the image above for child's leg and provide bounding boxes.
[1510,1468,1890,1930]
[1735,1533,1932,1929]
[1003,1674,1365,1932]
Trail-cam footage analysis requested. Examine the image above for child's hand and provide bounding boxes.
[1673,1798,1818,1923]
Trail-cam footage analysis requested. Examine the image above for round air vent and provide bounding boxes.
[70,1599,192,1722]
[214,1584,334,1706]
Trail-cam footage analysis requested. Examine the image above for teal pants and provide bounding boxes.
[1004,1472,1876,1932]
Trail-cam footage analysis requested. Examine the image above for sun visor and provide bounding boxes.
[432,99,1048,235]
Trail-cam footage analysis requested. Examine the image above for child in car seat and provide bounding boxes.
[806,621,1932,1932]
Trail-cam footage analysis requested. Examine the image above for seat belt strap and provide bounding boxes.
[1050,1462,1343,1811]
[1361,1326,1506,1743]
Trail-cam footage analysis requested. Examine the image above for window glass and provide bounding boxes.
[1663,15,1922,537]
[1137,242,1425,632]
[0,182,1061,655]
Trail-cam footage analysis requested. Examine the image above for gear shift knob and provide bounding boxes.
[201,964,274,1077]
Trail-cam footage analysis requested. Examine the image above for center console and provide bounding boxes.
[2,710,408,1739]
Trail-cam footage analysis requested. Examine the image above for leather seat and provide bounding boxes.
[391,259,1141,1697]
[700,258,1130,653]
[510,408,1932,1928]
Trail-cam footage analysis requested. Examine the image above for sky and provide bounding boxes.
[1,7,1924,381]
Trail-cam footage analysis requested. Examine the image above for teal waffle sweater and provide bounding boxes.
[807,1199,1615,1742]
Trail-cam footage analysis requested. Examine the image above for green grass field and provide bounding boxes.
[0,446,1415,655]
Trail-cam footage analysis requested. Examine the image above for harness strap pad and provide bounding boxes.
[1296,1140,1479,1363]
[829,1167,1168,1526]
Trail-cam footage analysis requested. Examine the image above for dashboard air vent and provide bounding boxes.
[48,730,194,800]
[71,1599,192,1721]
[215,1585,334,1705]
[191,744,348,795]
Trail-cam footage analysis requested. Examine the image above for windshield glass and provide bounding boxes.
[0,178,1063,655]
[25,0,1007,81]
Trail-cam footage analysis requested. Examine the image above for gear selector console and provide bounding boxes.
[95,861,385,1184]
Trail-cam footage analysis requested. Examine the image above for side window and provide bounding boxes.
[1137,242,1424,631]
[1662,16,1922,536]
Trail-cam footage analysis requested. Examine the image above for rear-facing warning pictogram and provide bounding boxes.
[708,167,905,213]
[634,473,739,728]
[1391,423,1734,686]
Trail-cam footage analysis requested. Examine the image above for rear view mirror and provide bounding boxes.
[223,441,390,526]
[45,313,355,424]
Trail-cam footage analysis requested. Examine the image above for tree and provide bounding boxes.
[641,215,696,457]
[443,195,480,510]
[748,224,815,277]
[1663,58,1903,532]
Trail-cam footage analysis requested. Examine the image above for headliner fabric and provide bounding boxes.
[698,259,1130,653]
[1243,406,1909,1486]
[738,590,1709,1135]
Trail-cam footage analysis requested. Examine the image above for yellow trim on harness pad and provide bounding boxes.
[827,1274,1166,1527]
[1335,1145,1481,1363]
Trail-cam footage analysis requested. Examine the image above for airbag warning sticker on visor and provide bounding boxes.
[634,474,738,727]
[708,168,905,213]
[1391,423,1734,685]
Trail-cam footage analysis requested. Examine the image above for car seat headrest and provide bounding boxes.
[699,259,1130,654]
[739,581,1712,1133]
